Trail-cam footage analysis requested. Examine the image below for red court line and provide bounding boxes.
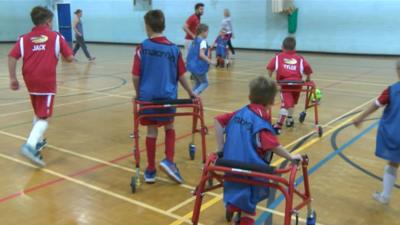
[0,128,202,203]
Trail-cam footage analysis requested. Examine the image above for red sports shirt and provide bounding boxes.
[8,26,72,94]
[267,50,313,81]
[185,14,200,40]
[215,104,280,157]
[376,87,390,107]
[132,37,186,77]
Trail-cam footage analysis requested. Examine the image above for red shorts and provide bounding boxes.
[280,85,302,109]
[30,94,55,119]
[140,118,174,127]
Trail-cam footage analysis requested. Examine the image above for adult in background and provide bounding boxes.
[72,9,95,61]
[221,9,235,56]
[183,3,204,58]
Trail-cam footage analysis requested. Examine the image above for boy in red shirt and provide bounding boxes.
[266,37,313,134]
[214,76,302,225]
[8,6,74,167]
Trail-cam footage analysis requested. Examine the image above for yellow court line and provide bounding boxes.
[0,153,196,225]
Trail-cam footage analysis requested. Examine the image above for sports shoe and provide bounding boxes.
[372,192,389,204]
[159,159,183,184]
[36,139,47,152]
[273,123,282,135]
[285,117,294,128]
[20,144,45,167]
[144,169,156,183]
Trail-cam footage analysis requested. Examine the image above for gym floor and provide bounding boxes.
[0,43,398,225]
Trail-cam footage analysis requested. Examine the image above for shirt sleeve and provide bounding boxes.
[200,40,207,49]
[8,37,22,59]
[59,35,73,58]
[302,58,313,75]
[132,45,141,77]
[258,130,280,151]
[215,112,236,127]
[266,56,276,72]
[376,87,390,107]
[177,51,186,77]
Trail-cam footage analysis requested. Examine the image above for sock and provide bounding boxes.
[278,108,288,125]
[146,137,157,171]
[239,217,255,225]
[32,116,43,143]
[165,129,175,163]
[26,120,48,149]
[382,165,398,198]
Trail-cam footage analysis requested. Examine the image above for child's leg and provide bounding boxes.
[146,125,158,171]
[164,123,175,163]
[192,74,209,95]
[191,73,201,92]
[380,161,399,199]
[27,118,48,149]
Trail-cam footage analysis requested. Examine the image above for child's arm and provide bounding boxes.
[178,75,196,98]
[214,119,225,152]
[267,69,274,78]
[132,76,139,98]
[199,48,215,65]
[8,56,19,90]
[271,145,302,162]
[353,102,379,127]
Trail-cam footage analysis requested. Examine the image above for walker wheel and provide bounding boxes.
[189,143,196,160]
[130,176,137,193]
[299,111,307,123]
[306,211,317,225]
[317,126,323,137]
[225,209,234,222]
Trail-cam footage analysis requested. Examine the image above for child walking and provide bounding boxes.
[354,60,400,204]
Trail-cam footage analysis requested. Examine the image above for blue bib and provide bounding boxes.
[376,82,400,162]
[222,106,275,213]
[215,36,228,58]
[186,37,209,75]
[138,39,180,121]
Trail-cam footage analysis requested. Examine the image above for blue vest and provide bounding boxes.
[376,82,400,162]
[215,36,228,58]
[186,37,209,75]
[138,39,180,121]
[222,106,275,213]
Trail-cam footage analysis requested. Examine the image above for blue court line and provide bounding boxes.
[255,120,379,225]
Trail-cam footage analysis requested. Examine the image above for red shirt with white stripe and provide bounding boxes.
[266,50,313,81]
[8,26,73,94]
[376,87,390,107]
[215,104,280,158]
[132,36,186,77]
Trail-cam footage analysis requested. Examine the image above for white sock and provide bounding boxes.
[32,116,43,143]
[27,120,48,148]
[381,165,398,199]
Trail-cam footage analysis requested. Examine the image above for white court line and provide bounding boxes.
[0,153,197,225]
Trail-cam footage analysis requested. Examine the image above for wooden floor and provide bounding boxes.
[0,43,399,225]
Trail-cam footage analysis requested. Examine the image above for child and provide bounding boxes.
[353,60,400,204]
[266,37,313,134]
[214,76,302,225]
[8,6,74,167]
[186,23,215,95]
[132,10,194,184]
[213,29,230,68]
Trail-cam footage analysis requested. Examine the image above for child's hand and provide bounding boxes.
[290,154,303,163]
[10,79,19,91]
[353,117,363,128]
[188,91,198,99]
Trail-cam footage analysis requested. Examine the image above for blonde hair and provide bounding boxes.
[195,23,209,36]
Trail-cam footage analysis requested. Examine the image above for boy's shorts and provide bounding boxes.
[140,118,174,127]
[30,94,55,119]
[139,108,176,127]
[280,85,302,108]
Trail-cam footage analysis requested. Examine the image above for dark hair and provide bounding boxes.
[144,10,165,33]
[31,6,53,26]
[74,9,82,14]
[283,37,296,51]
[195,3,204,10]
[195,23,208,36]
[249,76,277,106]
